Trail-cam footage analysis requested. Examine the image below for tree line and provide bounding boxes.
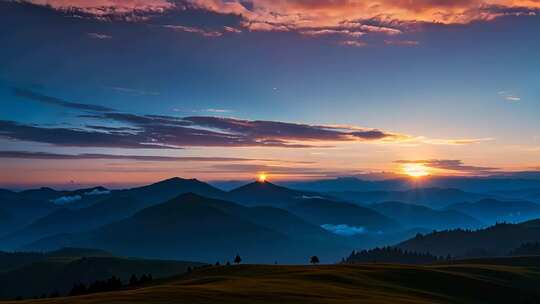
[69,273,153,296]
[343,246,446,264]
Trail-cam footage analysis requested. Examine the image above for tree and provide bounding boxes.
[49,291,60,298]
[69,283,87,296]
[139,274,149,285]
[129,274,139,286]
[310,256,320,264]
[234,254,242,264]
[215,261,221,266]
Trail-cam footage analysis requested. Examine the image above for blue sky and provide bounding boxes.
[0,1,539,187]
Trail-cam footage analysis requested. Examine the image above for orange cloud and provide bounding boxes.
[190,0,540,31]
[28,0,174,15]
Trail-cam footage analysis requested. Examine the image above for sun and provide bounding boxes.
[257,173,268,183]
[402,163,429,177]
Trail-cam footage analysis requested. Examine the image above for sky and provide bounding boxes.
[0,0,539,188]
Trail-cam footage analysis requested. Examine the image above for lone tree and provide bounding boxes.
[234,254,242,264]
[310,256,320,264]
[129,274,139,286]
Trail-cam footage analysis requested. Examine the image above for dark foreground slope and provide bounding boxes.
[397,219,540,257]
[0,249,204,299]
[4,261,540,304]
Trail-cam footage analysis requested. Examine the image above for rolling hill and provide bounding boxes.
[446,199,540,224]
[4,262,540,304]
[369,201,483,230]
[397,219,540,258]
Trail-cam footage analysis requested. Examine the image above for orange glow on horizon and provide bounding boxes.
[402,163,430,178]
[258,173,268,182]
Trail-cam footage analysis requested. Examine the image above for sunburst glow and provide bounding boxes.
[402,163,430,177]
[258,173,268,182]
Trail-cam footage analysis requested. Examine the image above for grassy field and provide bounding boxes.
[4,259,540,304]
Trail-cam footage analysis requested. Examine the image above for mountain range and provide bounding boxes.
[3,176,540,264]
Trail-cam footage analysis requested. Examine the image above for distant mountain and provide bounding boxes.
[490,188,540,203]
[288,198,400,233]
[24,194,351,263]
[397,219,540,258]
[1,178,228,249]
[0,186,113,236]
[446,199,540,224]
[227,181,330,208]
[369,201,483,230]
[117,177,226,205]
[0,196,140,249]
[283,177,408,192]
[0,249,203,299]
[0,192,59,236]
[16,187,63,201]
[330,188,493,208]
[283,176,540,193]
[0,208,10,222]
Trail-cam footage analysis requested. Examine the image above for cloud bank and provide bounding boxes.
[321,223,366,236]
[394,159,499,175]
[20,0,540,37]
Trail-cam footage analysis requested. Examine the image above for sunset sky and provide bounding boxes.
[0,0,539,188]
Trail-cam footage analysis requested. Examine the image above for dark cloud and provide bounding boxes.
[182,116,399,141]
[3,88,408,149]
[394,159,499,174]
[0,150,268,162]
[0,120,175,149]
[13,88,114,112]
[0,110,407,149]
[351,130,389,140]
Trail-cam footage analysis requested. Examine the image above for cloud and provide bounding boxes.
[3,92,484,149]
[163,25,223,37]
[107,86,160,96]
[50,195,81,205]
[321,224,366,236]
[202,108,233,113]
[87,32,112,39]
[498,91,521,102]
[394,159,499,174]
[0,120,174,149]
[419,137,494,145]
[20,0,539,50]
[384,40,420,46]
[300,29,365,38]
[0,150,276,162]
[223,26,242,33]
[24,0,174,16]
[84,188,111,195]
[340,40,368,48]
[13,88,114,112]
[206,163,354,176]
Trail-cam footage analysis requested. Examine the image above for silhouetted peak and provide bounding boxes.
[142,177,210,190]
[231,181,290,193]
[173,192,208,202]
